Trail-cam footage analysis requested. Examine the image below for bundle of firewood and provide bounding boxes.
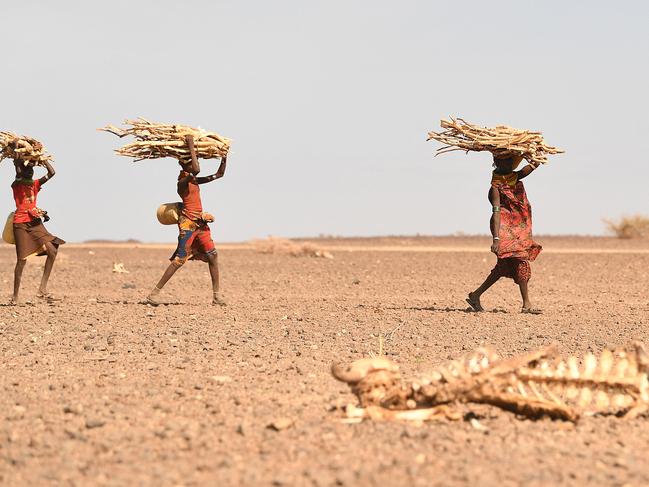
[100,118,231,162]
[333,342,649,422]
[427,117,564,164]
[0,132,53,166]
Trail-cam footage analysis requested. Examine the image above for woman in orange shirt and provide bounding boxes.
[10,160,65,304]
[146,135,227,306]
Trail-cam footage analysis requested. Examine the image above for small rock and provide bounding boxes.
[470,418,488,432]
[209,375,232,384]
[63,404,82,415]
[64,428,86,441]
[267,418,294,431]
[85,418,105,429]
[9,405,26,419]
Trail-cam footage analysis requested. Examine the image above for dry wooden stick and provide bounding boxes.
[427,117,564,164]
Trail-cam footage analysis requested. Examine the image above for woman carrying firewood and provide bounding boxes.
[10,160,65,304]
[466,154,542,314]
[146,135,227,306]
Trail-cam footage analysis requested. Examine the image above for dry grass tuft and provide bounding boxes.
[604,215,649,239]
[251,237,333,259]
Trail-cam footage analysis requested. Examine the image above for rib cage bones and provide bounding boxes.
[332,343,649,421]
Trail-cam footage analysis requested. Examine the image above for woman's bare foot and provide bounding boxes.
[521,307,542,314]
[145,286,162,306]
[466,292,484,312]
[36,292,61,302]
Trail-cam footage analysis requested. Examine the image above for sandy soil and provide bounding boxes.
[1,237,649,486]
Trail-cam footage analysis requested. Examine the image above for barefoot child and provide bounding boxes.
[467,154,542,314]
[146,135,227,306]
[10,160,65,304]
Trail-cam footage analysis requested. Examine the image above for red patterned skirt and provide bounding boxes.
[489,258,531,284]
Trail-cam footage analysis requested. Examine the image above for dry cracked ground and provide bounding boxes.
[1,236,648,486]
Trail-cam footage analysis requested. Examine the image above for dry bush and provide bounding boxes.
[604,215,649,239]
[250,237,333,259]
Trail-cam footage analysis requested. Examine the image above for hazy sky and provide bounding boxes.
[2,1,648,242]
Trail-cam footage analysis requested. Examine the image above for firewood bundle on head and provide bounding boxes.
[100,118,231,162]
[0,132,53,166]
[427,117,564,165]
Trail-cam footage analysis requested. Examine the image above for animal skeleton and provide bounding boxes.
[332,343,649,422]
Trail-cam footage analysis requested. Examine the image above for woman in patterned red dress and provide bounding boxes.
[466,154,542,314]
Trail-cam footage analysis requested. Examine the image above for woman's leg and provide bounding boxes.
[516,261,541,313]
[467,260,506,311]
[519,280,532,309]
[12,259,27,303]
[206,251,225,306]
[38,241,58,296]
[147,225,194,304]
[147,260,184,304]
[467,272,500,311]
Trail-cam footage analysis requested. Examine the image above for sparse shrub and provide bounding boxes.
[604,215,649,239]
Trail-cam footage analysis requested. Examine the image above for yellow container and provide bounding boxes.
[156,202,181,225]
[2,212,15,245]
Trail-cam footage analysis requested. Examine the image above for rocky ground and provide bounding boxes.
[1,237,648,486]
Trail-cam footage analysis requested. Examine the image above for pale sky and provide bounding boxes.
[2,0,648,242]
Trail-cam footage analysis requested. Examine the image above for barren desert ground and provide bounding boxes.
[1,236,649,486]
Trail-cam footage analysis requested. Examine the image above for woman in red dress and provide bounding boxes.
[10,160,65,304]
[466,154,542,314]
[146,135,227,306]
